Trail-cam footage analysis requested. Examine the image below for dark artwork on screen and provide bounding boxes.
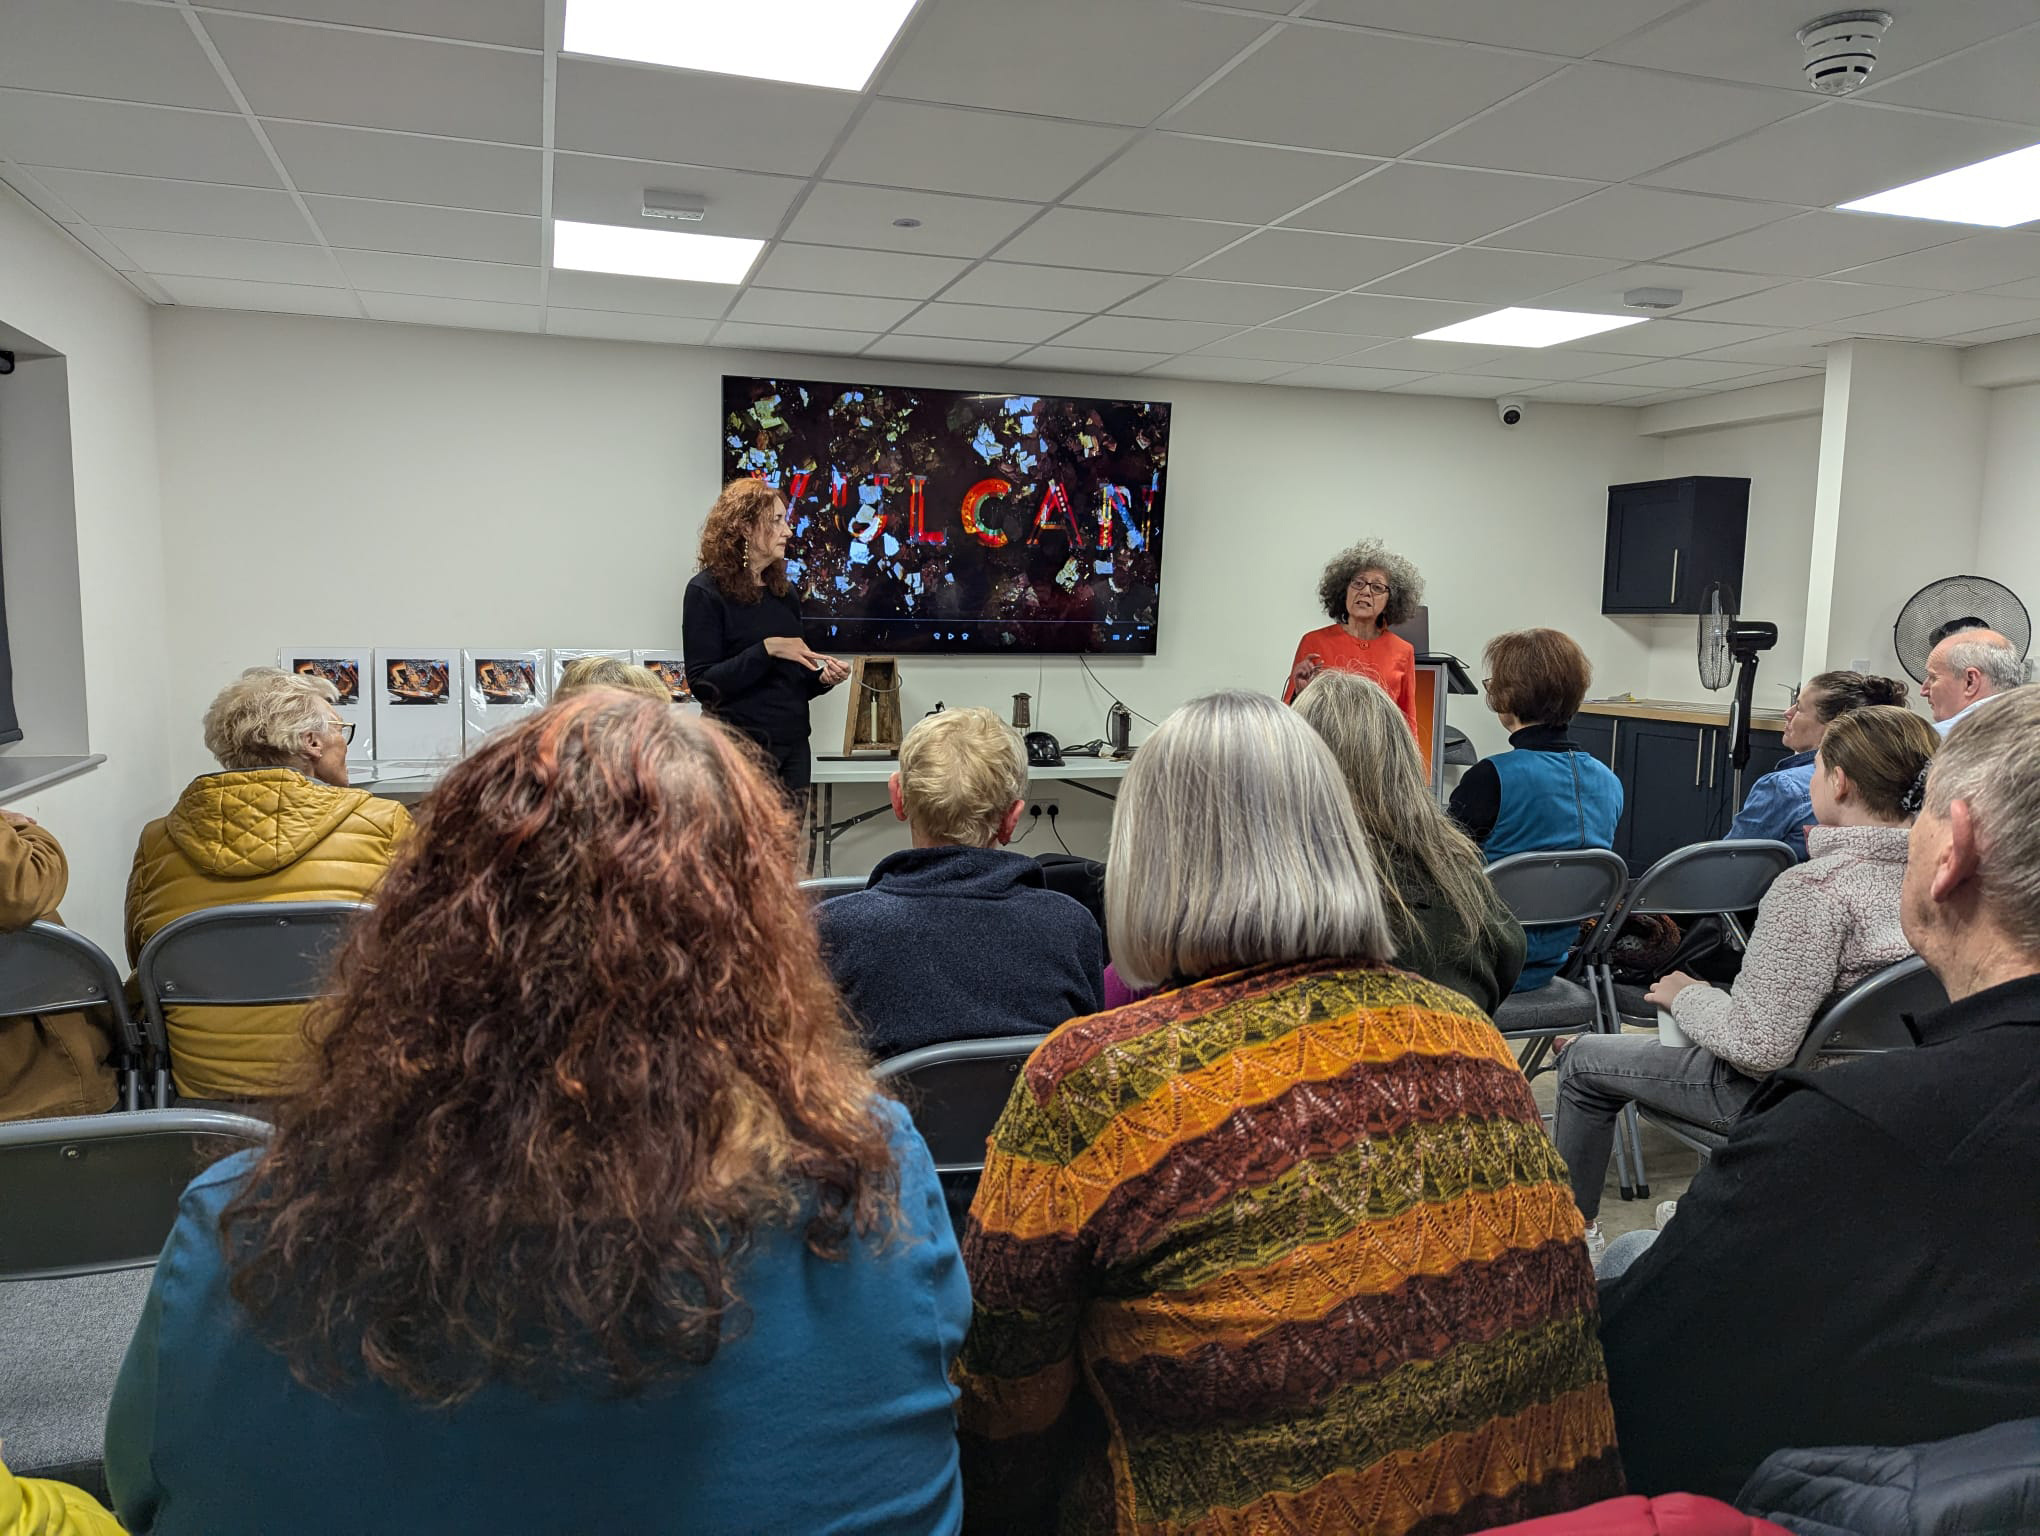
[722,374,1170,655]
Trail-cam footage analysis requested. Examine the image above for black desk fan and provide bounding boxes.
[1698,582,1778,810]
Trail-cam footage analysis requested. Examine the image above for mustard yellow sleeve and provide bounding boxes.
[0,821,67,930]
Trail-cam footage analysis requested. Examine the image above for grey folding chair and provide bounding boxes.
[136,901,369,1107]
[1483,849,1631,1079]
[1586,839,1796,1198]
[0,922,145,1110]
[1793,955,1945,1070]
[873,1036,1038,1175]
[799,875,868,902]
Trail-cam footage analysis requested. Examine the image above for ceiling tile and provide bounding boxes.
[551,154,803,241]
[1189,229,1443,289]
[1308,0,1690,55]
[1283,163,1600,244]
[261,121,540,215]
[1339,338,1506,372]
[1952,318,2040,344]
[202,0,544,49]
[1274,292,1488,335]
[1193,328,1375,362]
[554,57,856,176]
[542,310,719,345]
[1365,247,1619,303]
[727,289,921,331]
[1280,364,1431,390]
[1590,357,1782,387]
[27,169,311,242]
[205,13,541,144]
[826,100,1128,202]
[1519,381,1660,404]
[1862,24,2040,127]
[1007,345,1172,375]
[1625,389,1707,405]
[1668,210,1973,279]
[1420,64,1803,181]
[335,250,540,303]
[993,209,1246,274]
[712,321,877,354]
[1711,367,1820,388]
[895,303,1084,343]
[1393,373,1545,397]
[1985,275,2040,302]
[1685,279,1941,327]
[1642,103,2035,208]
[1845,293,2040,340]
[0,0,234,111]
[361,292,541,331]
[1049,316,1241,351]
[1600,0,2038,93]
[1692,336,1837,367]
[1527,262,1779,312]
[303,196,539,262]
[862,335,1029,365]
[0,93,276,185]
[784,183,1037,259]
[0,167,83,227]
[939,262,1155,311]
[1448,348,1647,380]
[544,271,735,318]
[1146,355,1295,382]
[99,226,342,285]
[877,0,1268,126]
[752,243,968,300]
[1831,234,2040,294]
[1487,186,1791,261]
[155,272,359,315]
[1069,136,1372,225]
[1167,24,1558,157]
[1583,317,1791,357]
[1112,278,1333,325]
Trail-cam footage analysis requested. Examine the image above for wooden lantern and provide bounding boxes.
[842,657,903,756]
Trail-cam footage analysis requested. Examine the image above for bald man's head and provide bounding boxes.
[1923,629,2029,722]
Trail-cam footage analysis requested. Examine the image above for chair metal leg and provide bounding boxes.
[1622,1103,1651,1200]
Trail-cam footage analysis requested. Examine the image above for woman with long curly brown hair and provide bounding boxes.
[683,477,848,793]
[103,693,969,1536]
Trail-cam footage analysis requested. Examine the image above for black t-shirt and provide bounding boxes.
[681,570,831,782]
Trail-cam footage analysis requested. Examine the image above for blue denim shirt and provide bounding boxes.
[1729,749,1817,861]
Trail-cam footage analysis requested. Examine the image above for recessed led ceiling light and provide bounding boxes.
[553,220,762,284]
[1416,308,1650,348]
[1839,142,2040,228]
[564,0,920,92]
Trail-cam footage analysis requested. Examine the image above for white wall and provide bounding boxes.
[1978,381,2040,612]
[151,309,1661,872]
[0,185,175,950]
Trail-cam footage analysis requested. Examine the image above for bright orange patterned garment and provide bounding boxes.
[953,959,1623,1536]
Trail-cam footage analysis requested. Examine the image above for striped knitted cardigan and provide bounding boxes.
[953,959,1623,1535]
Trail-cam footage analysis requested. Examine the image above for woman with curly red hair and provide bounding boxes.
[103,693,968,1536]
[683,478,848,793]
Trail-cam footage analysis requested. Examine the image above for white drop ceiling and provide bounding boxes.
[5,0,2040,406]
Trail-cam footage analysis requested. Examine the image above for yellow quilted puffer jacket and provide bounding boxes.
[0,1456,124,1535]
[125,769,411,1101]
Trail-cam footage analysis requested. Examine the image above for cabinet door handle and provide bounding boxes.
[1694,729,1703,787]
[1708,729,1717,789]
[1670,548,1681,604]
[1609,721,1619,767]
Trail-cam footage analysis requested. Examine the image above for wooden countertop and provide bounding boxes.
[1581,697,1789,730]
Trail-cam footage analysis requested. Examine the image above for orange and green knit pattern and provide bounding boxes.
[953,959,1623,1536]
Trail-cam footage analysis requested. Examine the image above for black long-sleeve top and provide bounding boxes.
[681,570,832,781]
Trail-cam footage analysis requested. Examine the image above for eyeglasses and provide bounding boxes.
[327,720,356,745]
[1348,579,1391,597]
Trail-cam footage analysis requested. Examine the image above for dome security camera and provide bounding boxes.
[1496,397,1526,427]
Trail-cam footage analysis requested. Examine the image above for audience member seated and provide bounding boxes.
[1729,670,1911,859]
[1556,706,1934,1249]
[1596,689,2040,1500]
[816,707,1102,1060]
[0,812,117,1120]
[104,694,967,1536]
[1295,669,1527,1011]
[553,655,672,702]
[124,668,410,1102]
[953,690,1621,1535]
[1,1454,124,1536]
[1449,629,1623,991]
[1922,627,2030,736]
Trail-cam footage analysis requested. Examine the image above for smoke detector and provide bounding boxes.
[640,190,706,222]
[1796,11,1892,95]
[1623,287,1684,312]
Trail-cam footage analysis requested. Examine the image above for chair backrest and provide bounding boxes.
[1794,955,1948,1070]
[0,922,139,1048]
[799,875,867,902]
[1483,848,1631,928]
[0,1109,272,1280]
[1601,839,1796,938]
[138,901,368,1015]
[873,1036,1039,1173]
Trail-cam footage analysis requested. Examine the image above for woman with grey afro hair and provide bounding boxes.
[1283,539,1426,737]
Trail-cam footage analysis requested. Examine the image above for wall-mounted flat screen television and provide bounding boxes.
[722,374,1170,655]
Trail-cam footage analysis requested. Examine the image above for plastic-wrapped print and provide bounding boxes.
[371,647,462,774]
[278,645,373,767]
[632,650,700,711]
[462,648,548,746]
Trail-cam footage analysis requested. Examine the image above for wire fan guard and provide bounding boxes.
[1698,583,1735,691]
[1892,575,2032,683]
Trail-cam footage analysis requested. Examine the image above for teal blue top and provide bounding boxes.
[106,1100,969,1536]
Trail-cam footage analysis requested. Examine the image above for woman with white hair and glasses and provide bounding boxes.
[953,690,1620,1536]
[126,667,411,1102]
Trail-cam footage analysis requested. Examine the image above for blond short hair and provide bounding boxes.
[896,707,1028,847]
[555,656,672,703]
[203,667,338,771]
[1106,690,1394,989]
[1927,687,2040,955]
